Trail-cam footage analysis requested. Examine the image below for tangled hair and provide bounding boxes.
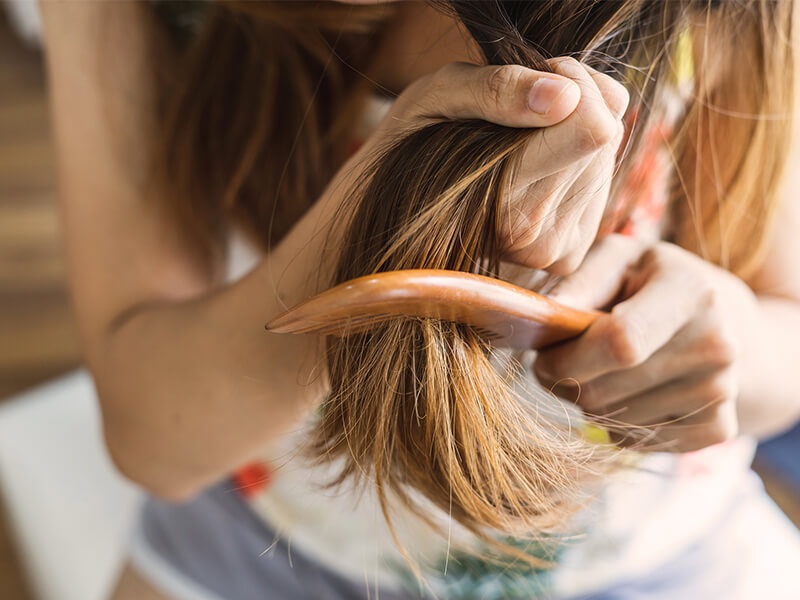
[152,0,794,566]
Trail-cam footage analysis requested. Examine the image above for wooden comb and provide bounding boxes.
[266,269,599,350]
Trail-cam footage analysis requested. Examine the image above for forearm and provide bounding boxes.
[737,294,800,439]
[94,214,338,501]
[95,266,323,501]
[736,168,800,439]
[40,0,344,499]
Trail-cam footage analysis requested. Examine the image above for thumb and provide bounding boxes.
[408,62,582,129]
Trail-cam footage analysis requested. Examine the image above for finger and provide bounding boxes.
[540,142,619,275]
[610,397,738,453]
[491,62,627,273]
[402,62,582,128]
[536,250,707,383]
[561,317,731,411]
[515,59,623,181]
[545,234,647,310]
[502,62,625,265]
[516,151,615,274]
[578,62,630,120]
[587,368,736,425]
[542,58,624,154]
[545,161,615,276]
[500,158,594,266]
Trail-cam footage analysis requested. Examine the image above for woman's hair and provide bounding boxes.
[151,1,391,263]
[152,0,794,564]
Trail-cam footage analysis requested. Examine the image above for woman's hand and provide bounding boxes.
[534,235,761,452]
[338,58,629,276]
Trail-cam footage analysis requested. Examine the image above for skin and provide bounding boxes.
[40,0,625,499]
[534,236,792,451]
[532,22,800,449]
[37,1,800,598]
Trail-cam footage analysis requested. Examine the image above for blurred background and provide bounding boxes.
[0,4,76,598]
[0,2,798,599]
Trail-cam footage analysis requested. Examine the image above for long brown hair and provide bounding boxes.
[153,1,393,264]
[152,0,794,565]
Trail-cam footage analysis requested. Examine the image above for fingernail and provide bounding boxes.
[528,78,572,115]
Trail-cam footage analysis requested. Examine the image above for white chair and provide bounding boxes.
[0,370,141,600]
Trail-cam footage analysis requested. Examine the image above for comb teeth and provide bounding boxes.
[471,326,500,340]
[307,312,502,342]
[270,313,388,335]
[316,313,393,336]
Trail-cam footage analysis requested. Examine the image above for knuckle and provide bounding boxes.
[700,373,736,406]
[502,212,544,257]
[607,77,631,115]
[614,79,631,106]
[416,77,438,103]
[427,62,462,97]
[413,62,474,116]
[484,65,525,117]
[589,69,631,116]
[603,315,646,368]
[549,56,582,75]
[575,112,618,151]
[702,331,738,368]
[423,72,449,105]
[410,72,434,95]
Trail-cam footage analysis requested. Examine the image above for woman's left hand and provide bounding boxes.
[533,234,760,452]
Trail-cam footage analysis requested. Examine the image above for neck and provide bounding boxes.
[368,3,481,95]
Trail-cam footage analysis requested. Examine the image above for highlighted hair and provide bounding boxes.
[154,0,794,566]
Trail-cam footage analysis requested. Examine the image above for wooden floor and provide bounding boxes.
[0,17,79,401]
[0,8,798,600]
[0,12,79,600]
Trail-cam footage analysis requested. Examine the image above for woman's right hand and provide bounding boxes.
[321,57,629,278]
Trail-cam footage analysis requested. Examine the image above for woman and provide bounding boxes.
[39,1,800,598]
